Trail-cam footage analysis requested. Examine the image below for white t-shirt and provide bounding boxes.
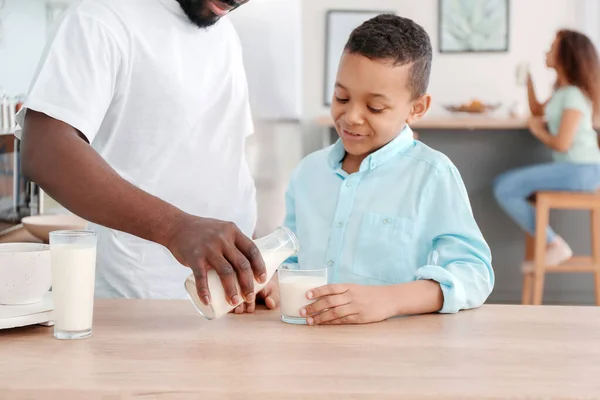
[17,0,257,299]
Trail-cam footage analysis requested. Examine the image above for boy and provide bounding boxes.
[283,15,494,325]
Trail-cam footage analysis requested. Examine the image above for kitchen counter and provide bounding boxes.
[315,114,529,130]
[1,299,599,399]
[317,113,600,131]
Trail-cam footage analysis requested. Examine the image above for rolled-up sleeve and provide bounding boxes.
[414,164,494,313]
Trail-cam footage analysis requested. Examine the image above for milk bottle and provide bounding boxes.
[185,226,299,319]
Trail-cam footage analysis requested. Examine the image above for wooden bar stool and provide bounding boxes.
[521,191,600,305]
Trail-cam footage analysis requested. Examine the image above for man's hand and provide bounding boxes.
[167,216,267,307]
[299,284,396,325]
[231,276,280,314]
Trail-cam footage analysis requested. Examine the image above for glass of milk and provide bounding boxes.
[515,61,530,86]
[49,230,97,340]
[185,226,299,320]
[278,265,328,325]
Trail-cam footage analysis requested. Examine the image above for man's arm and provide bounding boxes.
[22,111,180,248]
[21,110,266,306]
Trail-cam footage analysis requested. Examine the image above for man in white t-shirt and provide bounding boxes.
[17,0,278,313]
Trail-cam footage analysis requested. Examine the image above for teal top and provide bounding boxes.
[544,85,600,164]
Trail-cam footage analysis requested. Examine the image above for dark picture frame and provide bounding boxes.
[323,9,395,106]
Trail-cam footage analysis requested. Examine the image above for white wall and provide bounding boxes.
[0,0,47,96]
[0,0,587,117]
[229,0,303,121]
[302,0,583,123]
[579,0,600,51]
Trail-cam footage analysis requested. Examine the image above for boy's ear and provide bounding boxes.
[406,94,432,125]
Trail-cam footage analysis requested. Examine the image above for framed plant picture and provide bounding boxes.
[439,0,510,53]
[324,10,394,106]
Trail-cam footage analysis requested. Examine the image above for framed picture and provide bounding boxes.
[324,10,394,106]
[439,0,510,53]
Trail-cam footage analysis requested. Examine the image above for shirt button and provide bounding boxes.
[346,182,353,188]
[383,218,392,224]
[336,221,343,228]
[327,260,334,267]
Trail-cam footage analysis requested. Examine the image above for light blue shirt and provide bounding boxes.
[283,125,494,314]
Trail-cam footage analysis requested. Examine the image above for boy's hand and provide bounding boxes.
[232,277,280,314]
[300,284,395,325]
[257,276,280,309]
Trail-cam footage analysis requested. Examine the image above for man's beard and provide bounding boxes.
[176,0,241,29]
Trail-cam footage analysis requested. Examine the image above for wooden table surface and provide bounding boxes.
[1,300,599,399]
[0,225,42,244]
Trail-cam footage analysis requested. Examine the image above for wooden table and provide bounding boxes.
[1,300,599,399]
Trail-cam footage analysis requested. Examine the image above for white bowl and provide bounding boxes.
[21,214,88,243]
[0,243,51,305]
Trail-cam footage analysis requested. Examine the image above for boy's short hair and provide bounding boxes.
[344,14,432,99]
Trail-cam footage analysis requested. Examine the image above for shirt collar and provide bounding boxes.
[327,124,415,172]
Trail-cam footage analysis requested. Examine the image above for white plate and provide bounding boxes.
[0,291,54,330]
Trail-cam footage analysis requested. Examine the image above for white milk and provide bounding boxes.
[279,275,327,318]
[185,248,294,319]
[51,244,97,332]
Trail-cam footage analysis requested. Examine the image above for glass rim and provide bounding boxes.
[279,265,328,273]
[49,230,96,238]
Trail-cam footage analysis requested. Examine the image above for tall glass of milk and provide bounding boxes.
[49,230,97,340]
[185,226,299,320]
[515,61,530,87]
[278,265,328,325]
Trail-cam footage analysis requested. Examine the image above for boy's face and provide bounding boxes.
[331,52,430,158]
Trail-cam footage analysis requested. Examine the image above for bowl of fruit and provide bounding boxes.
[443,99,501,114]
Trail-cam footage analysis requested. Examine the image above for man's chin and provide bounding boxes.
[198,16,221,28]
[178,0,222,29]
[188,13,221,29]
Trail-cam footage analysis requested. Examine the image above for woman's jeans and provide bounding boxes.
[493,162,600,244]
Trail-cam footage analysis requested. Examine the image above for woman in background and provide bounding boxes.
[494,29,600,266]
